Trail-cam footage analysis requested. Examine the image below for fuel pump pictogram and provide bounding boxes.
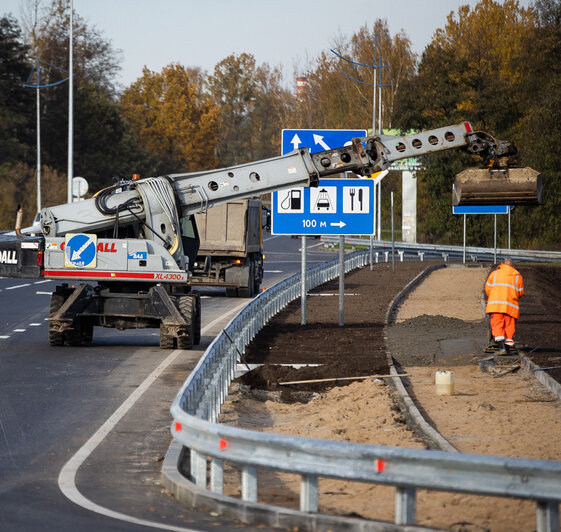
[279,188,304,212]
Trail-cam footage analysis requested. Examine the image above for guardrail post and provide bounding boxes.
[375,252,379,263]
[300,474,319,512]
[191,450,207,488]
[242,465,258,502]
[384,251,389,262]
[537,500,559,532]
[398,250,404,262]
[418,251,424,261]
[210,457,224,494]
[395,486,416,525]
[442,252,448,261]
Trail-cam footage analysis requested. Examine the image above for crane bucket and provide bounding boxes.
[452,167,543,206]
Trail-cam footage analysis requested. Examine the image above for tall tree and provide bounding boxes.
[296,20,416,133]
[23,0,125,186]
[0,15,34,165]
[121,64,220,172]
[392,0,542,247]
[207,53,291,165]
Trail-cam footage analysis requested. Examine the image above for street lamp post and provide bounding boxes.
[67,0,74,204]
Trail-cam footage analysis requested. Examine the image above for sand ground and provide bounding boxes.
[219,266,561,531]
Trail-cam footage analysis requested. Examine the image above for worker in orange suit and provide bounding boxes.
[485,258,524,354]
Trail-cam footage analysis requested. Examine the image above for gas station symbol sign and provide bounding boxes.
[278,188,304,213]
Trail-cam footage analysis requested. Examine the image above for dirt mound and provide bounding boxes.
[237,358,389,394]
[239,262,428,394]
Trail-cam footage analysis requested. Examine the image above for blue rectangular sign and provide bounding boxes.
[453,205,510,215]
[274,128,371,236]
[281,129,366,155]
[272,178,374,236]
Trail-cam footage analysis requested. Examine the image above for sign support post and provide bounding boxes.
[391,191,395,272]
[301,236,307,325]
[463,214,467,264]
[494,214,497,265]
[339,236,344,326]
[452,204,511,265]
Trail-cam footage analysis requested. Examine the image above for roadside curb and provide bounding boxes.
[384,263,458,453]
[161,440,440,532]
[519,352,561,401]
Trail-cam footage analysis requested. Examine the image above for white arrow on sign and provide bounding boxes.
[71,238,94,261]
[313,134,330,151]
[330,221,346,228]
[290,133,302,150]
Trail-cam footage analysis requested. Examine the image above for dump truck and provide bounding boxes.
[191,199,266,297]
[0,122,542,349]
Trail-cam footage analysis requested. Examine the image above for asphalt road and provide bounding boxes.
[0,235,336,532]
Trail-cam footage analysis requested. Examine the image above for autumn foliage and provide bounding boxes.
[1,0,560,248]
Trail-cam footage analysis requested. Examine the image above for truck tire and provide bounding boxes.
[238,262,255,298]
[48,293,65,346]
[253,256,263,295]
[177,295,195,350]
[191,291,201,345]
[159,324,176,349]
[65,319,94,347]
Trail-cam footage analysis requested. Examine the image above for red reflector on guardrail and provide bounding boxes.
[375,459,385,473]
[174,422,182,432]
[219,438,228,450]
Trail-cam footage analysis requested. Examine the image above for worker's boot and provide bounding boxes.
[496,340,507,356]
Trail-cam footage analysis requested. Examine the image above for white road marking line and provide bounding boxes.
[5,283,31,290]
[34,280,52,284]
[29,323,42,327]
[58,300,249,531]
[36,291,52,295]
[13,329,26,333]
[0,336,10,339]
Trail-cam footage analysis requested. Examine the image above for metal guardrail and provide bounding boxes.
[170,252,561,532]
[320,236,561,263]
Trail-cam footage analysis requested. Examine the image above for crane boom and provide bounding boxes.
[0,121,542,349]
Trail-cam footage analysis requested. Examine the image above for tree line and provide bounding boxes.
[0,0,559,249]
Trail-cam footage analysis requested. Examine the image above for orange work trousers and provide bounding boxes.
[490,313,516,344]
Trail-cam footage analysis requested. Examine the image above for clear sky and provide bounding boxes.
[3,0,534,90]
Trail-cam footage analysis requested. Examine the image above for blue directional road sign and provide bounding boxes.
[274,129,370,236]
[64,233,97,268]
[453,205,510,215]
[272,178,374,236]
[281,129,366,155]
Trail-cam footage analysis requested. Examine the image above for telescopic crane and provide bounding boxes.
[0,122,542,348]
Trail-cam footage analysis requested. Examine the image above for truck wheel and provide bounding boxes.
[65,319,93,347]
[191,292,201,345]
[48,293,65,346]
[253,258,262,295]
[82,322,94,343]
[159,324,176,349]
[238,263,255,298]
[177,296,195,350]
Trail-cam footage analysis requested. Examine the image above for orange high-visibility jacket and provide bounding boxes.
[485,264,524,319]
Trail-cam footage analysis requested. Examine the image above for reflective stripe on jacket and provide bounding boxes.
[485,264,524,319]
